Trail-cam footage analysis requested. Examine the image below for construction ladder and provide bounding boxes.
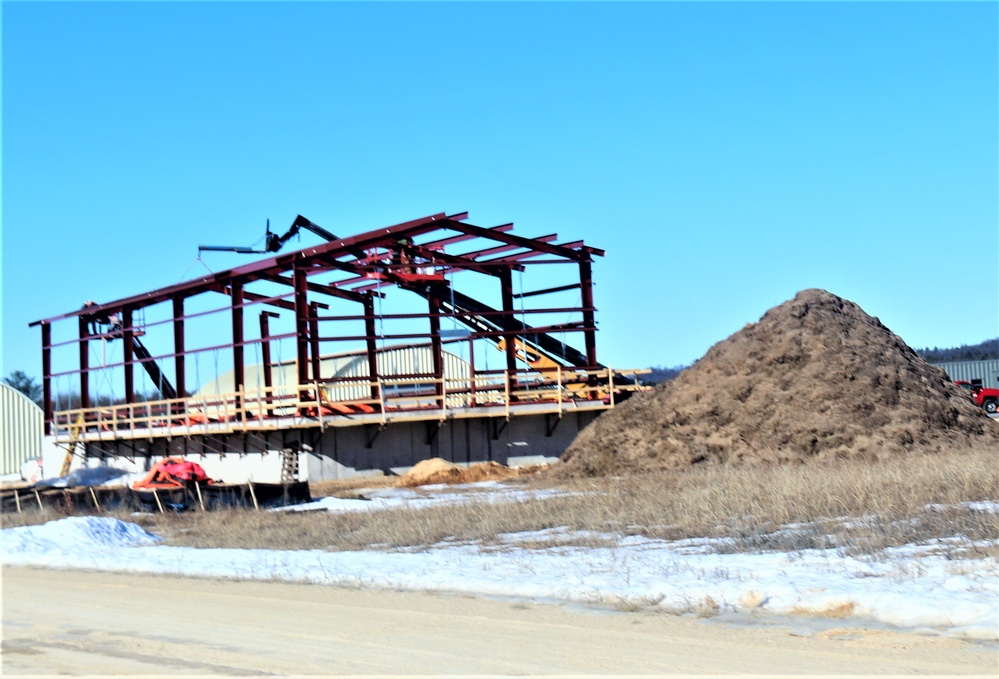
[59,414,86,477]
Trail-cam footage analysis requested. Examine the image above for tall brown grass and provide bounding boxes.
[3,449,996,558]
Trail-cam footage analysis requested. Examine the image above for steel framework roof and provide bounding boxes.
[32,211,612,436]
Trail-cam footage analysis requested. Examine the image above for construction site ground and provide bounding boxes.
[4,566,993,676]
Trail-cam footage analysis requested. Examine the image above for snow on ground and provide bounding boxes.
[276,481,577,514]
[2,483,997,641]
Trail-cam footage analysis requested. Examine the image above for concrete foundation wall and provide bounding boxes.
[64,411,600,484]
[70,431,298,484]
[305,411,600,481]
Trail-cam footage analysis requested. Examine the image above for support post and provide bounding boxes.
[293,264,310,415]
[259,311,279,417]
[309,301,328,383]
[363,295,380,405]
[123,307,134,405]
[468,335,476,406]
[173,296,185,403]
[78,317,90,412]
[579,260,597,369]
[428,295,443,406]
[500,269,517,399]
[42,323,52,435]
[231,280,244,418]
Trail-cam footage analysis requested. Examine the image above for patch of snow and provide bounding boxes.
[274,483,576,514]
[3,498,996,641]
[35,466,145,489]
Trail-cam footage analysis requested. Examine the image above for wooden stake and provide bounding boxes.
[152,488,164,514]
[194,481,205,511]
[247,481,259,511]
[90,487,101,512]
[34,490,43,510]
[14,491,22,513]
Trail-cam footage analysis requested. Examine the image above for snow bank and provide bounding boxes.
[2,511,995,641]
[2,516,160,560]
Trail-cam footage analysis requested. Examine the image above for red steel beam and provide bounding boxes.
[428,295,443,403]
[420,222,513,250]
[479,240,588,266]
[231,280,244,416]
[294,264,310,414]
[457,234,558,260]
[41,323,52,434]
[29,212,459,326]
[500,269,517,396]
[173,296,185,400]
[123,307,134,405]
[363,296,380,404]
[78,317,90,412]
[442,219,593,262]
[309,301,329,382]
[259,310,279,417]
[579,260,598,371]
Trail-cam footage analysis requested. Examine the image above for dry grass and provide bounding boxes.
[3,448,996,559]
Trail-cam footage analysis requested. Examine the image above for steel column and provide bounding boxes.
[42,323,52,434]
[122,307,134,404]
[173,296,185,400]
[78,317,90,412]
[500,269,517,398]
[293,264,310,414]
[428,295,443,403]
[309,302,329,382]
[231,280,244,417]
[259,311,278,417]
[363,296,380,404]
[579,260,597,368]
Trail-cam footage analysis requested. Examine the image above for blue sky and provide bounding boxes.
[2,1,997,383]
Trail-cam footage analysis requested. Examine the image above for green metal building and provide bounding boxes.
[1,381,44,476]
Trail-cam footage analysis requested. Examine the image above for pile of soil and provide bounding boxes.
[395,458,530,487]
[558,289,999,477]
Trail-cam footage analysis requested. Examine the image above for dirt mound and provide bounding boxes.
[559,289,999,476]
[397,458,464,486]
[395,459,528,487]
[457,461,521,483]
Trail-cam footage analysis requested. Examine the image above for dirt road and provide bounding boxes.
[2,567,994,675]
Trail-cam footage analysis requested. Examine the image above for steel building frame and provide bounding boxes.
[31,211,643,445]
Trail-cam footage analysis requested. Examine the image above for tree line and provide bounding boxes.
[915,338,999,363]
[643,337,999,386]
[2,370,168,408]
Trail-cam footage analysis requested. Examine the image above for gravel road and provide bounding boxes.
[2,566,994,675]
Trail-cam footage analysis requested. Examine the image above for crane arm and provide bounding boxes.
[269,215,339,251]
[200,216,339,256]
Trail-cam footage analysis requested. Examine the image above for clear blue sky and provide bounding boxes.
[3,1,997,382]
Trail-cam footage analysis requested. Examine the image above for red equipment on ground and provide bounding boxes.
[955,380,999,414]
[132,457,213,490]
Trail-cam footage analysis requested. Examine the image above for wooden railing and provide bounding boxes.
[52,368,650,442]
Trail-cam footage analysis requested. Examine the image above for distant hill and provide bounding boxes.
[916,339,999,363]
[647,338,998,383]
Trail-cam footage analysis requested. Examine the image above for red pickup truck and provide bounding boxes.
[955,380,999,414]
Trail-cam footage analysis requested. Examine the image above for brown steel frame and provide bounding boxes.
[30,212,608,436]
